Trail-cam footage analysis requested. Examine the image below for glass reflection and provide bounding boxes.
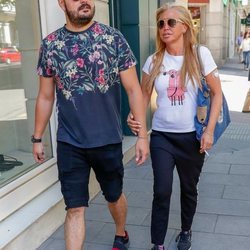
[0,1,20,65]
[0,0,53,188]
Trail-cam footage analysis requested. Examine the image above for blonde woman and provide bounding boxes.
[127,4,222,250]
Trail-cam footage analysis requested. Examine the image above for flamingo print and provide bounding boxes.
[166,69,186,105]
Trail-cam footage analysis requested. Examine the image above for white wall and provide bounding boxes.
[160,0,187,7]
[205,0,227,66]
[39,0,65,37]
[209,0,223,12]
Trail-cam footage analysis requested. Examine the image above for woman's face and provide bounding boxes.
[158,9,187,46]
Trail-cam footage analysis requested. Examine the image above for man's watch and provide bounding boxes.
[31,135,42,143]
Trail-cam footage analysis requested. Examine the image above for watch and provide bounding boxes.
[31,135,42,143]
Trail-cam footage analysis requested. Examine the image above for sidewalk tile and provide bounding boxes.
[202,162,230,174]
[230,164,250,175]
[215,215,250,236]
[223,185,250,200]
[200,172,250,186]
[197,197,250,216]
[38,238,66,250]
[126,191,153,208]
[198,183,225,199]
[123,178,153,192]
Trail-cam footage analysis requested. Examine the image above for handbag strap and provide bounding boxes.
[196,44,204,78]
[196,44,209,90]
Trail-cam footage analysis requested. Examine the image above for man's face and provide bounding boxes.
[60,0,95,26]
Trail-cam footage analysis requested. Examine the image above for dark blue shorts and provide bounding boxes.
[57,141,124,209]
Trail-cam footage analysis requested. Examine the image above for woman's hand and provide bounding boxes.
[200,130,213,154]
[200,68,222,154]
[127,112,142,135]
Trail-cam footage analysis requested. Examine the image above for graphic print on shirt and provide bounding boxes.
[166,69,186,105]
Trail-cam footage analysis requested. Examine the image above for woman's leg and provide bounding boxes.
[150,131,175,245]
[175,133,205,231]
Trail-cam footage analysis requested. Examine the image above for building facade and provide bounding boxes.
[161,0,241,66]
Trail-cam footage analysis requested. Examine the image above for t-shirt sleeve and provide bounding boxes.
[116,30,137,72]
[37,40,54,77]
[142,55,153,74]
[200,46,217,76]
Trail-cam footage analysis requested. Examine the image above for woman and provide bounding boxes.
[240,31,250,70]
[127,4,222,250]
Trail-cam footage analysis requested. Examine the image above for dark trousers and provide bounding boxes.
[150,130,205,245]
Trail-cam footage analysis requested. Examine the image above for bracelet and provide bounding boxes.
[138,136,148,139]
[204,131,213,137]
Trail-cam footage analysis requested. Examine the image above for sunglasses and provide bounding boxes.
[157,18,184,29]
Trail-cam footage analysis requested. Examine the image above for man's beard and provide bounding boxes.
[65,3,95,27]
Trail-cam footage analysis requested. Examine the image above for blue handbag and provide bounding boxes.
[194,45,231,145]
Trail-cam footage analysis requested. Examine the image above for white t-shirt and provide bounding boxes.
[240,38,250,52]
[142,46,217,133]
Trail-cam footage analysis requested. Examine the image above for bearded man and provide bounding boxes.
[32,0,149,249]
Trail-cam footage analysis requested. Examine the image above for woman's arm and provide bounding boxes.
[200,69,222,153]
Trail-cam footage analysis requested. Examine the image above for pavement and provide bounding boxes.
[38,56,250,250]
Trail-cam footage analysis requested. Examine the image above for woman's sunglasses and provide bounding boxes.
[157,18,184,29]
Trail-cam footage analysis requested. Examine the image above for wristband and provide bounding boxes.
[31,135,42,143]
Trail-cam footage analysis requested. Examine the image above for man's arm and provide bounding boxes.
[127,72,153,135]
[33,76,55,163]
[120,66,149,165]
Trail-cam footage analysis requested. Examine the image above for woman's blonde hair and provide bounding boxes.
[146,4,200,93]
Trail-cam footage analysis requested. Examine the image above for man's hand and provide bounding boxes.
[33,143,45,163]
[135,137,149,165]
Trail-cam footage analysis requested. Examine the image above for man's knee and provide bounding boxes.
[66,207,85,219]
[101,176,123,203]
[105,191,122,203]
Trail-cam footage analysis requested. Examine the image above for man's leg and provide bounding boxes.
[89,143,127,235]
[57,141,91,250]
[65,207,85,250]
[89,143,129,248]
[108,193,127,236]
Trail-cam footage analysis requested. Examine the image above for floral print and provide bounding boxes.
[37,22,137,104]
[37,22,137,148]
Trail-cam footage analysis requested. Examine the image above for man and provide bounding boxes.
[32,0,149,249]
[236,31,243,63]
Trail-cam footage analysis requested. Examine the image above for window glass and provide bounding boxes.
[0,0,53,188]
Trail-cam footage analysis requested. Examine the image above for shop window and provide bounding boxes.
[0,0,53,188]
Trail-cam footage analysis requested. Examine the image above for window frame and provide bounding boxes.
[0,0,58,221]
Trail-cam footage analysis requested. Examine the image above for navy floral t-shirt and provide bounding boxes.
[37,21,137,148]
